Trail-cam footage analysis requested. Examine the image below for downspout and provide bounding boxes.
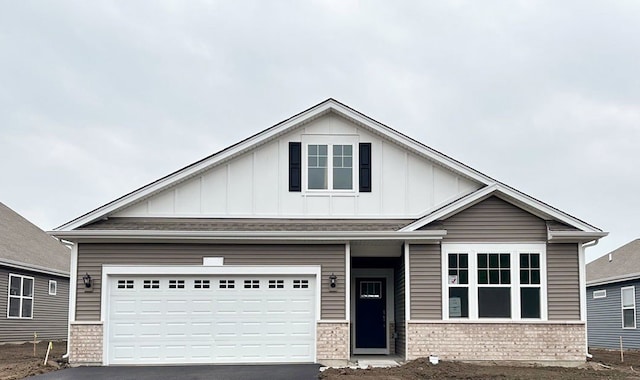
[581,239,600,359]
[57,239,77,360]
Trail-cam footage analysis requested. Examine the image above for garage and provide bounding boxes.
[105,273,317,365]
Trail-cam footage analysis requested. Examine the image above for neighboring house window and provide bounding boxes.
[593,290,606,299]
[622,286,636,329]
[48,280,57,295]
[443,244,546,320]
[8,274,34,319]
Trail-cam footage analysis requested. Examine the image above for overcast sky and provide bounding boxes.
[1,1,638,262]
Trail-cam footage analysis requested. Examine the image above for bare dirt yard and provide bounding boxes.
[3,343,640,379]
[320,349,640,380]
[0,341,67,380]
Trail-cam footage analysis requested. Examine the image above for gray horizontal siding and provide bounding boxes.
[588,280,640,349]
[409,244,441,320]
[547,243,580,320]
[0,265,69,342]
[423,196,547,242]
[76,243,345,321]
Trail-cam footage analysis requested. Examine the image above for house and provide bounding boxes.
[1,201,70,343]
[587,239,640,350]
[52,99,607,366]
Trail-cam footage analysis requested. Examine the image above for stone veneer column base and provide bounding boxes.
[317,321,349,366]
[69,322,103,365]
[407,322,585,364]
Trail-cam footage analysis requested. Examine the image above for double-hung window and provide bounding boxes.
[307,144,353,190]
[443,244,546,321]
[622,286,636,329]
[8,274,34,319]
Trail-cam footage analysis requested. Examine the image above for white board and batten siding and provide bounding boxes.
[114,113,481,219]
[105,273,317,365]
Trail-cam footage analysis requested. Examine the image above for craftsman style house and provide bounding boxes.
[53,99,606,366]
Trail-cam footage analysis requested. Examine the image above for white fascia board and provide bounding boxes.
[49,229,448,243]
[56,99,492,231]
[0,258,70,278]
[587,273,640,287]
[401,184,604,234]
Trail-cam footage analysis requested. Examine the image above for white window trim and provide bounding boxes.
[301,135,359,193]
[7,274,35,319]
[49,280,57,295]
[621,286,636,329]
[593,289,606,299]
[441,243,547,322]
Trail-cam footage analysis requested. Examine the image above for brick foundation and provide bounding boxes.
[407,322,585,363]
[317,321,349,366]
[70,322,103,365]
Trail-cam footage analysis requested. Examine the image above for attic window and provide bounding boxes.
[290,139,371,193]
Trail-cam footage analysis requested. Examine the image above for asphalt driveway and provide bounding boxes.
[29,364,322,380]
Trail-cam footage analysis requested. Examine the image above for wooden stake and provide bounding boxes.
[620,336,624,363]
[33,332,37,357]
[44,342,53,365]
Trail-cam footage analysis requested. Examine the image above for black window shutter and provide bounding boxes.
[289,142,302,192]
[359,143,372,192]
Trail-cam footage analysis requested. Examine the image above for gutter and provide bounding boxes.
[48,229,448,243]
[547,230,608,243]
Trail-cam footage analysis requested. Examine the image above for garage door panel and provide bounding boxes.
[108,274,316,364]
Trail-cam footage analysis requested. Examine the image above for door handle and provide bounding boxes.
[382,309,386,322]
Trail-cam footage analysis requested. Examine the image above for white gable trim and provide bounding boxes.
[399,184,604,234]
[56,99,493,231]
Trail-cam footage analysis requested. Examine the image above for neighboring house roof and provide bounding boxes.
[78,218,414,232]
[0,202,70,276]
[587,239,640,287]
[52,99,606,240]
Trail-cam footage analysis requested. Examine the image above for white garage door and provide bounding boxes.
[106,275,316,365]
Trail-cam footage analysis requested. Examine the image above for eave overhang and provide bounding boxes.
[587,272,640,287]
[49,229,447,244]
[0,258,70,278]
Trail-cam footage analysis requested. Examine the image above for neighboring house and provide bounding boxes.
[52,99,606,366]
[587,239,640,350]
[0,202,70,343]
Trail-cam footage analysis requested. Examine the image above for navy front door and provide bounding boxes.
[355,278,386,349]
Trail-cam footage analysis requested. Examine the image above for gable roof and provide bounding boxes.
[400,183,605,236]
[53,99,605,238]
[0,202,70,276]
[587,239,640,286]
[55,99,495,231]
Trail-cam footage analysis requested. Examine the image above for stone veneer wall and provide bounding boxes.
[407,322,585,362]
[317,321,349,366]
[69,323,103,365]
